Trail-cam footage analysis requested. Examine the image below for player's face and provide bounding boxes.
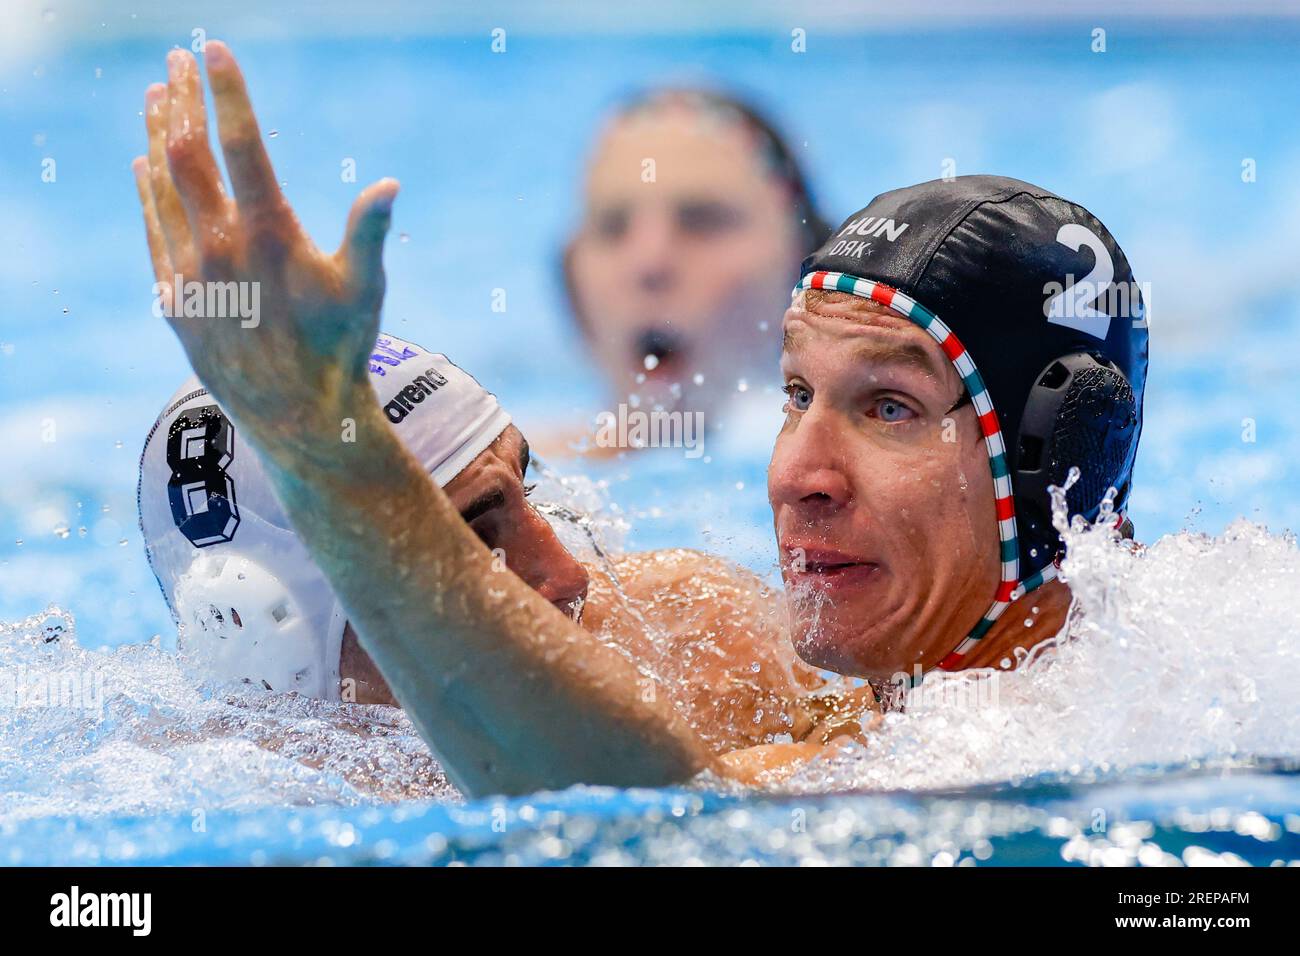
[340,426,589,704]
[443,425,590,618]
[769,291,1001,679]
[568,103,800,413]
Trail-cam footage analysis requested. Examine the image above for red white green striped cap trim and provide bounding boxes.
[795,270,1058,670]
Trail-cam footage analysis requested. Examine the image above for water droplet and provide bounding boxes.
[267,129,279,138]
[399,233,410,243]
[643,354,659,371]
[736,378,749,393]
[693,373,704,386]
[52,524,70,539]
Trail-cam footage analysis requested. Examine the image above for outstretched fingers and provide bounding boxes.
[145,82,196,277]
[204,41,286,231]
[337,178,400,307]
[132,156,173,312]
[164,49,234,275]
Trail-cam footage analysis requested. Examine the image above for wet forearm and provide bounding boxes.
[247,394,716,797]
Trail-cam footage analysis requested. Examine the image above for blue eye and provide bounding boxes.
[783,383,812,411]
[875,398,914,423]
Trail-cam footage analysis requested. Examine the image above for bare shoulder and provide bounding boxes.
[590,548,796,660]
[581,548,841,752]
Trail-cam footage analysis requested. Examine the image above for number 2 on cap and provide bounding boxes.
[1044,223,1114,340]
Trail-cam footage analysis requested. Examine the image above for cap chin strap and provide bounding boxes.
[796,271,1058,672]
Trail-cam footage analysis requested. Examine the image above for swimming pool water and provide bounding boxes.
[3,21,1300,865]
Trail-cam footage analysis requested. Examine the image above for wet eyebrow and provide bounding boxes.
[782,326,946,382]
[459,438,528,525]
[849,341,945,380]
[460,488,507,525]
[782,325,806,353]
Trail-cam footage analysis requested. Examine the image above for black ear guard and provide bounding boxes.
[1013,352,1140,564]
[802,178,1149,576]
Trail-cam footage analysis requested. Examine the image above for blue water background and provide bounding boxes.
[2,16,1299,865]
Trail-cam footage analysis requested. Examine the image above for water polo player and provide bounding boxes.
[557,87,830,444]
[138,334,863,752]
[132,43,1146,794]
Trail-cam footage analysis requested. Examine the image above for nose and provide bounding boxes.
[538,555,590,618]
[769,407,854,514]
[623,207,677,296]
[512,507,591,618]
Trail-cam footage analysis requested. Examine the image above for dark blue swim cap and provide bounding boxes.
[797,175,1148,668]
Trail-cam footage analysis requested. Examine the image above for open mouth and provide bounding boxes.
[783,546,883,591]
[633,327,688,380]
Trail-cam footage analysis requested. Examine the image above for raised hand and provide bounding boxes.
[128,41,723,797]
[131,41,399,452]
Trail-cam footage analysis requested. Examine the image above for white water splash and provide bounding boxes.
[4,474,1299,820]
[781,492,1300,793]
[0,608,456,826]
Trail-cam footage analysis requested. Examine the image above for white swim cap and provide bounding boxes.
[138,333,511,700]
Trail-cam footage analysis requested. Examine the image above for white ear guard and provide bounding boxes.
[173,553,347,698]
